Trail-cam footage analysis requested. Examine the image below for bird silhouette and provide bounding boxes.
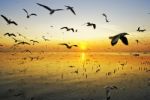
[23,49,32,53]
[17,41,30,45]
[60,27,75,32]
[136,39,139,45]
[85,22,96,29]
[30,40,39,45]
[4,33,16,37]
[23,9,37,18]
[59,43,78,49]
[42,36,50,41]
[65,5,76,15]
[137,27,146,32]
[102,13,110,23]
[1,15,18,26]
[109,32,129,46]
[37,3,63,15]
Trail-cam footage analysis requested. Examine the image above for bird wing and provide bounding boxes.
[30,13,37,16]
[37,3,52,11]
[120,36,128,45]
[59,43,69,48]
[10,33,16,37]
[54,9,63,11]
[24,42,30,45]
[61,27,68,30]
[70,8,76,15]
[93,24,96,29]
[1,15,9,23]
[4,33,9,36]
[11,21,18,26]
[72,45,78,47]
[23,9,28,15]
[111,35,119,46]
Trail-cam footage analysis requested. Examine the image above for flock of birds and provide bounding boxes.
[0,2,148,51]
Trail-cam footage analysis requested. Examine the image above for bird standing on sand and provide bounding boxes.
[1,15,18,26]
[37,3,63,15]
[65,5,76,15]
[109,33,129,46]
[23,9,37,18]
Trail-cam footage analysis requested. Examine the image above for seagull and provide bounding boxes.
[60,27,75,32]
[23,9,37,18]
[4,33,16,37]
[37,3,63,15]
[30,40,39,45]
[59,43,78,49]
[23,49,32,54]
[42,36,50,41]
[65,5,76,15]
[86,22,96,29]
[109,32,129,46]
[17,41,30,45]
[102,13,110,23]
[1,15,18,26]
[137,27,146,32]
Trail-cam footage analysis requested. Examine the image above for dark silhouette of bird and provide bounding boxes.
[30,40,39,45]
[4,33,16,37]
[85,22,96,29]
[1,15,18,26]
[137,27,146,32]
[65,5,76,15]
[60,27,75,32]
[23,9,37,18]
[109,32,129,46]
[59,43,78,49]
[17,41,30,45]
[102,13,110,23]
[37,3,63,15]
[42,36,50,41]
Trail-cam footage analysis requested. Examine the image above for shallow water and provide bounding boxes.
[0,52,149,100]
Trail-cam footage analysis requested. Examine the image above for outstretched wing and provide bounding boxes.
[1,15,9,23]
[61,27,68,30]
[72,45,78,47]
[120,36,128,45]
[30,13,37,16]
[59,43,69,48]
[23,9,28,15]
[37,3,52,11]
[70,8,76,15]
[11,21,18,26]
[54,9,63,11]
[110,35,119,46]
[93,24,96,29]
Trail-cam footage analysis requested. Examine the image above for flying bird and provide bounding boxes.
[12,38,21,43]
[1,15,18,26]
[30,40,39,45]
[136,39,139,45]
[17,41,30,45]
[85,22,96,29]
[23,9,37,18]
[59,43,78,49]
[137,27,146,32]
[60,27,75,32]
[102,13,110,23]
[109,32,129,46]
[65,5,76,15]
[37,3,63,15]
[4,33,16,37]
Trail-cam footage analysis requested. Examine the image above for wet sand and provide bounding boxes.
[0,52,149,100]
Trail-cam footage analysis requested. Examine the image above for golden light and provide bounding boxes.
[79,42,87,51]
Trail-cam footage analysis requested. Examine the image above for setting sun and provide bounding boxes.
[79,42,87,51]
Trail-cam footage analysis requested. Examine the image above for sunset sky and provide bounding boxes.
[0,0,150,52]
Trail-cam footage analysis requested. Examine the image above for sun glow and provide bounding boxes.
[79,42,87,51]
